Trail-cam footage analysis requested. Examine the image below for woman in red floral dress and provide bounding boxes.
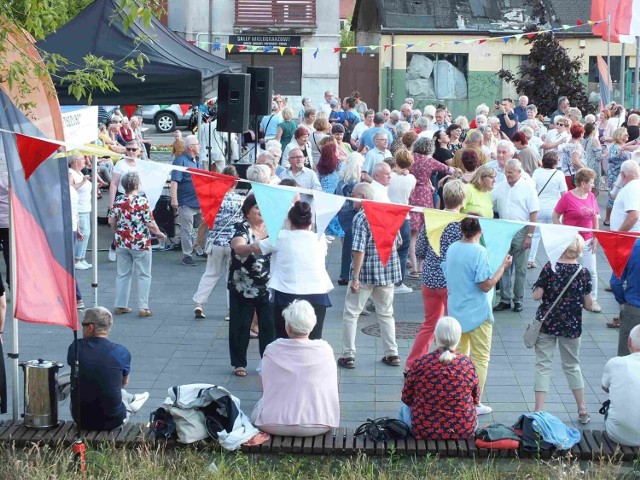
[108,172,165,318]
[401,316,479,439]
[408,137,459,273]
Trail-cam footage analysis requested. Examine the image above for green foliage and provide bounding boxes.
[1,0,165,110]
[340,17,355,48]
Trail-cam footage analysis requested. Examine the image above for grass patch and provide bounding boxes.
[0,443,637,479]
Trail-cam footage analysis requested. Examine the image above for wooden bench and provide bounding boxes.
[0,420,637,461]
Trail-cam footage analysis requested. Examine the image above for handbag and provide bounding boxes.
[523,265,582,348]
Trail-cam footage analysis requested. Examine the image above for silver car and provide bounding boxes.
[140,104,191,133]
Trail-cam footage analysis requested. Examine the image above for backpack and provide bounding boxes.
[150,407,177,439]
[343,111,358,144]
[354,417,411,442]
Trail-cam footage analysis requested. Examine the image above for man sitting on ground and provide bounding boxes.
[67,307,148,430]
[602,324,640,446]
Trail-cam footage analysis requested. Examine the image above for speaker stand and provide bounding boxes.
[253,114,259,163]
[227,132,232,166]
[206,121,213,171]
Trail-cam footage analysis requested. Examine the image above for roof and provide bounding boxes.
[340,0,357,20]
[353,0,593,34]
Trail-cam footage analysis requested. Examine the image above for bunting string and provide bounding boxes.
[200,19,604,56]
[3,124,638,276]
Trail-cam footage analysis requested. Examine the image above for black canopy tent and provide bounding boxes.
[38,0,241,105]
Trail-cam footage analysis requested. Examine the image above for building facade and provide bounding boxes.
[166,0,340,108]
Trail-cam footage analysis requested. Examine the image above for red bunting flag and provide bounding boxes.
[189,168,237,229]
[594,230,640,277]
[576,19,584,26]
[179,104,191,116]
[291,47,298,55]
[333,47,341,53]
[14,133,60,180]
[526,33,536,39]
[238,45,247,51]
[383,44,391,51]
[123,105,138,119]
[361,201,412,266]
[479,39,487,44]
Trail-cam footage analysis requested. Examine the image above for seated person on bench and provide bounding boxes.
[67,307,149,431]
[400,316,479,439]
[602,324,640,447]
[251,300,339,436]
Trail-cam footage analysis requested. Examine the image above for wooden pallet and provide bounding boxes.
[0,420,637,461]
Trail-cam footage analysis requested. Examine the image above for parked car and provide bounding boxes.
[141,104,191,133]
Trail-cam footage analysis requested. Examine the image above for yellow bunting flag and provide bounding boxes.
[423,209,466,257]
[226,44,234,53]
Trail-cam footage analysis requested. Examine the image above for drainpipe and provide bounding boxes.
[208,0,213,53]
[390,31,395,110]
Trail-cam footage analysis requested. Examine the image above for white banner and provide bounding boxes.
[60,106,98,145]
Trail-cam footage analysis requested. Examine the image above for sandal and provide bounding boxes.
[578,409,591,425]
[233,367,247,377]
[607,317,621,328]
[194,306,206,319]
[527,261,536,269]
[381,355,401,367]
[408,271,421,278]
[249,328,259,339]
[603,221,610,226]
[337,357,355,369]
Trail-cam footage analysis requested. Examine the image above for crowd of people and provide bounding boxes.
[57,93,640,445]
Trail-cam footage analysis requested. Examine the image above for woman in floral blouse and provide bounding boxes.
[227,194,275,377]
[532,235,593,423]
[108,172,165,318]
[401,316,479,439]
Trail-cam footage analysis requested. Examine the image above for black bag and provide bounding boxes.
[354,417,411,442]
[343,111,358,144]
[150,407,177,439]
[153,195,176,239]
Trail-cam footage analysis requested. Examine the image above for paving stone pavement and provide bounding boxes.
[0,194,620,434]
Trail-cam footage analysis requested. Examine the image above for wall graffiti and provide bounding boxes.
[468,73,501,99]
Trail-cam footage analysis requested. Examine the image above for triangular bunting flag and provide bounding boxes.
[291,47,298,55]
[345,46,355,52]
[314,190,346,239]
[189,168,237,229]
[594,231,640,278]
[136,160,174,211]
[14,133,60,180]
[313,48,319,58]
[423,208,465,256]
[526,33,535,39]
[251,183,297,243]
[213,42,221,51]
[264,46,274,53]
[406,43,414,49]
[479,39,487,44]
[576,20,584,26]
[123,105,137,119]
[238,45,247,51]
[361,201,412,266]
[333,47,341,53]
[503,37,510,43]
[453,41,461,45]
[278,47,286,55]
[369,45,379,50]
[179,104,190,116]
[539,224,582,271]
[515,34,524,42]
[358,46,366,55]
[463,39,476,44]
[478,218,527,273]
[226,44,234,53]
[562,24,571,30]
[383,44,391,51]
[428,43,436,47]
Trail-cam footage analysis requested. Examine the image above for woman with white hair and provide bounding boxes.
[401,316,479,439]
[469,104,489,129]
[250,300,340,436]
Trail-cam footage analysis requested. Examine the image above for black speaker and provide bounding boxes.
[217,73,250,133]
[247,66,273,116]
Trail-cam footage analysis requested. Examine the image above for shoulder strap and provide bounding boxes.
[537,169,558,196]
[540,265,583,322]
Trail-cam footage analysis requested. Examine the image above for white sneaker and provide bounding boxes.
[476,403,493,415]
[108,247,116,262]
[129,392,149,413]
[75,262,90,270]
[394,283,413,294]
[81,260,93,269]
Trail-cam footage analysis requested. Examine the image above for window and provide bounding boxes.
[406,53,468,100]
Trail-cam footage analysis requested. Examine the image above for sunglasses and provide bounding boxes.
[126,148,138,151]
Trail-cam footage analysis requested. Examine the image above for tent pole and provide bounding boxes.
[607,13,611,92]
[620,43,626,104]
[8,183,19,421]
[91,155,98,306]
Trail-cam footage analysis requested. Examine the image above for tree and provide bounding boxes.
[498,0,594,116]
[1,0,164,110]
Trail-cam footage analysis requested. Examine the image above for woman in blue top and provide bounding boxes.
[445,217,512,415]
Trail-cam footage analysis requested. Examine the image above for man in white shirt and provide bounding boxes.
[278,148,321,203]
[611,160,640,232]
[350,109,374,150]
[491,159,539,313]
[602,324,640,446]
[428,108,449,132]
[318,91,334,116]
[370,162,391,202]
[362,132,391,182]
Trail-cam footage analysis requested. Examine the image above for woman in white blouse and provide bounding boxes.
[528,151,568,268]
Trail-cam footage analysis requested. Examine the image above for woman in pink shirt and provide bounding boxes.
[552,168,601,313]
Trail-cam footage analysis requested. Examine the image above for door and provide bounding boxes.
[339,52,379,111]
